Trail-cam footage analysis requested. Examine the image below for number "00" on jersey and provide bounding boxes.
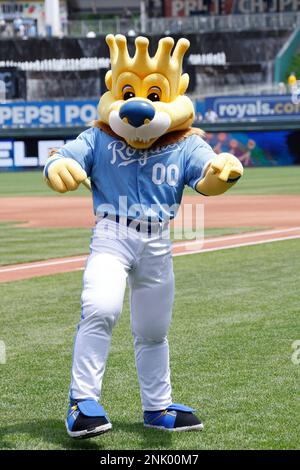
[152,163,179,187]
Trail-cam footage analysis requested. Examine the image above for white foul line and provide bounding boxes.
[0,256,87,273]
[174,234,300,257]
[0,228,300,276]
[173,226,300,249]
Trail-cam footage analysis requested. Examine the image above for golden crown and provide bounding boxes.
[105,34,190,100]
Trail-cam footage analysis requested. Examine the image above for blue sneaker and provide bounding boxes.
[66,399,112,438]
[144,403,203,432]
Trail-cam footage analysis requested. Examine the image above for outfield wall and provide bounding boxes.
[1,95,299,128]
[0,119,299,170]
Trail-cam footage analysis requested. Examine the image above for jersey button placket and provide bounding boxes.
[136,157,146,219]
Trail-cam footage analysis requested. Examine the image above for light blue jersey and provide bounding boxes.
[58,127,216,221]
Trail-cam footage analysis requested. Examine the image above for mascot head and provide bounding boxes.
[98,34,195,149]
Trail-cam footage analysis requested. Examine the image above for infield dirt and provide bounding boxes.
[0,194,300,282]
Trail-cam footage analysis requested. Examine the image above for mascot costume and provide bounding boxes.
[44,35,243,438]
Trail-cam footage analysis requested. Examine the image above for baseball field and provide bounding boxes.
[0,167,299,450]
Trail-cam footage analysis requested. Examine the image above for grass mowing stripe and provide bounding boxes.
[185,166,300,196]
[0,223,91,266]
[0,239,299,449]
[230,166,300,195]
[0,222,266,266]
[0,171,88,197]
[0,167,300,197]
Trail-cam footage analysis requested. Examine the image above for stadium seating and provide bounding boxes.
[0,27,294,99]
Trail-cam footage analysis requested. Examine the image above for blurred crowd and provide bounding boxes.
[0,17,37,39]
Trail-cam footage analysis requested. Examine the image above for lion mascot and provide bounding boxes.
[44,34,243,438]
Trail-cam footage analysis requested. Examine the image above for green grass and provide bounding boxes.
[185,166,300,196]
[171,225,266,242]
[0,171,88,197]
[0,223,266,266]
[0,167,300,197]
[0,239,299,450]
[0,223,91,266]
[229,166,300,195]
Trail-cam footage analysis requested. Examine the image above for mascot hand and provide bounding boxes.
[44,156,87,193]
[196,153,243,196]
[210,153,243,182]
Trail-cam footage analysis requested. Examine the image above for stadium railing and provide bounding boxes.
[189,83,289,99]
[67,12,300,37]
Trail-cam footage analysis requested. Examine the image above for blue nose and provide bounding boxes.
[119,100,155,128]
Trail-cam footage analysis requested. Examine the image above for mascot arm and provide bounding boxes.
[43,154,88,193]
[196,153,243,196]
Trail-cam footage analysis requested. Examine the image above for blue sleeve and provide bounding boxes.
[184,134,216,189]
[57,127,96,177]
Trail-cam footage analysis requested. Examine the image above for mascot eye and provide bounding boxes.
[122,85,135,100]
[147,87,161,102]
[147,93,160,101]
[124,91,135,100]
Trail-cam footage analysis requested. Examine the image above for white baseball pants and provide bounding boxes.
[70,218,175,411]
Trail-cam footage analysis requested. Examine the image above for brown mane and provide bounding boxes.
[92,120,205,148]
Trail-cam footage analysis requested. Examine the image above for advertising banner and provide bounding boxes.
[0,100,99,128]
[1,128,299,170]
[164,0,300,16]
[205,129,300,166]
[204,94,300,121]
[0,136,75,168]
